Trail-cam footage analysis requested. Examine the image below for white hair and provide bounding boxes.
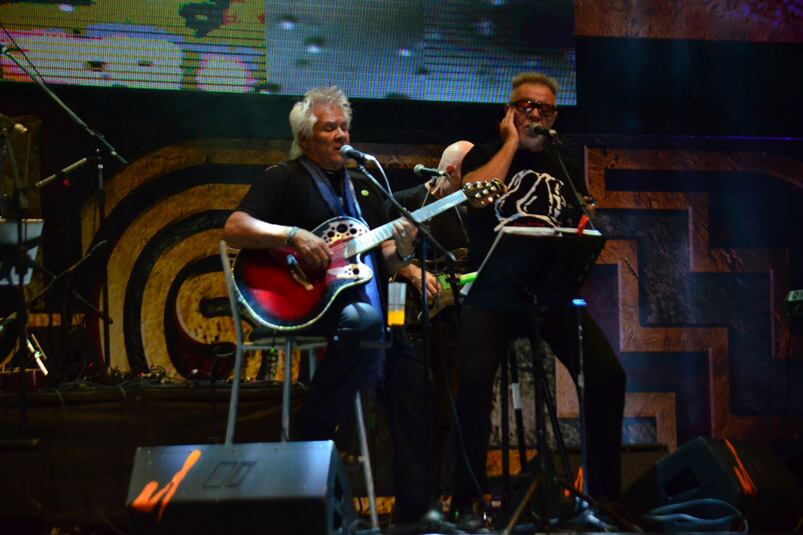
[288,86,352,159]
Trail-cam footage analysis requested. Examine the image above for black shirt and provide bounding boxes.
[236,159,389,232]
[461,143,588,308]
[462,143,587,272]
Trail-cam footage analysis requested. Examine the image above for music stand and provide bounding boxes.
[0,218,44,286]
[465,225,605,531]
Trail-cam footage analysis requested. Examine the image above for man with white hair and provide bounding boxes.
[224,86,431,523]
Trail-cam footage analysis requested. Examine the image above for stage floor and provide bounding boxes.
[0,381,795,533]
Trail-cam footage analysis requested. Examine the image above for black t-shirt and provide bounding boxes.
[462,143,587,272]
[235,158,393,296]
[461,143,588,307]
[389,183,469,255]
[236,159,389,232]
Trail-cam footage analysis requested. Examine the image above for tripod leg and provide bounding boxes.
[501,343,511,505]
[508,346,529,476]
[540,373,573,482]
[528,321,555,527]
[574,303,589,498]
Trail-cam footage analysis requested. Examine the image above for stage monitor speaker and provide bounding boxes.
[126,441,355,535]
[621,436,803,531]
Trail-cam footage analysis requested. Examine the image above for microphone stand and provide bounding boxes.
[356,160,456,525]
[1,118,34,430]
[356,162,456,268]
[27,241,112,380]
[3,46,125,372]
[542,134,596,514]
[543,135,596,231]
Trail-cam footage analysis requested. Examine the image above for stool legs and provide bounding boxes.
[280,343,378,529]
[281,338,293,442]
[354,392,379,530]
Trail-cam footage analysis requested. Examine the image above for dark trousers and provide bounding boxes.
[381,334,433,522]
[291,299,433,523]
[453,305,626,506]
[407,305,461,495]
[292,301,382,439]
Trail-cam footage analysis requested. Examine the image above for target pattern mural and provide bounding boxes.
[78,138,803,450]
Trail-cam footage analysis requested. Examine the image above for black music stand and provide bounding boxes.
[465,225,605,531]
[0,218,43,288]
[0,219,44,367]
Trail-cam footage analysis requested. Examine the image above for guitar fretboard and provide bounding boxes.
[343,190,467,258]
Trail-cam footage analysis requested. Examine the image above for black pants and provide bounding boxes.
[291,299,433,523]
[453,305,626,506]
[407,305,461,495]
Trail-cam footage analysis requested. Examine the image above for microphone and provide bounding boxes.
[527,123,558,138]
[339,144,375,164]
[0,113,28,135]
[413,164,447,179]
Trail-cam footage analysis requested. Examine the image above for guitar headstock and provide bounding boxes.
[462,179,507,209]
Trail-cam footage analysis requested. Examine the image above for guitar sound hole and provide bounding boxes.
[336,224,348,233]
[350,228,358,234]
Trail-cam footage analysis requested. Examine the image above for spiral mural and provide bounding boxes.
[77,137,803,451]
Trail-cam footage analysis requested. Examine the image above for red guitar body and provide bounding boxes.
[231,183,502,331]
[233,216,373,331]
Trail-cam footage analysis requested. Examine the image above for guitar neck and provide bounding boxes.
[344,190,467,258]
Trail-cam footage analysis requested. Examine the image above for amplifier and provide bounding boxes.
[126,441,355,534]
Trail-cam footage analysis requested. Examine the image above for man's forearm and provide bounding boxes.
[223,211,293,250]
[462,140,518,185]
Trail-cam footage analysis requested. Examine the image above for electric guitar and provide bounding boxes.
[406,266,478,323]
[233,180,505,331]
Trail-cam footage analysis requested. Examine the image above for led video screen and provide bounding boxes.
[0,0,576,105]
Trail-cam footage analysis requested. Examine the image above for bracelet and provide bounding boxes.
[284,226,299,246]
[395,248,414,264]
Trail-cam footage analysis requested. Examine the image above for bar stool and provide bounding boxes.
[219,240,379,529]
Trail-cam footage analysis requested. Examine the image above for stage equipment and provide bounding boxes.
[621,436,803,532]
[220,241,379,530]
[126,441,355,535]
[3,44,125,372]
[786,289,803,316]
[1,108,42,425]
[0,218,43,371]
[465,225,618,532]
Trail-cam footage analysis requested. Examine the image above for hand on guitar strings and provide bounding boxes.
[291,228,332,268]
[396,263,441,301]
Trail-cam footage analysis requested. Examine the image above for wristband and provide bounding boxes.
[285,226,299,246]
[395,248,414,264]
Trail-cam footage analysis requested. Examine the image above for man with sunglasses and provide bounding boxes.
[451,72,626,528]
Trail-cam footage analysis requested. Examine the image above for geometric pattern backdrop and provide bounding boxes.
[78,139,803,452]
[563,148,803,449]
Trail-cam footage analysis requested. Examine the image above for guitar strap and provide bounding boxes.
[298,157,386,374]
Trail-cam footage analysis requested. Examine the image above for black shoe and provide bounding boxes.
[553,503,618,532]
[451,500,490,533]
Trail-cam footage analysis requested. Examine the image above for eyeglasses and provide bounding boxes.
[509,99,557,117]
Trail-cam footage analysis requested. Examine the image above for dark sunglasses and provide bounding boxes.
[509,99,557,117]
